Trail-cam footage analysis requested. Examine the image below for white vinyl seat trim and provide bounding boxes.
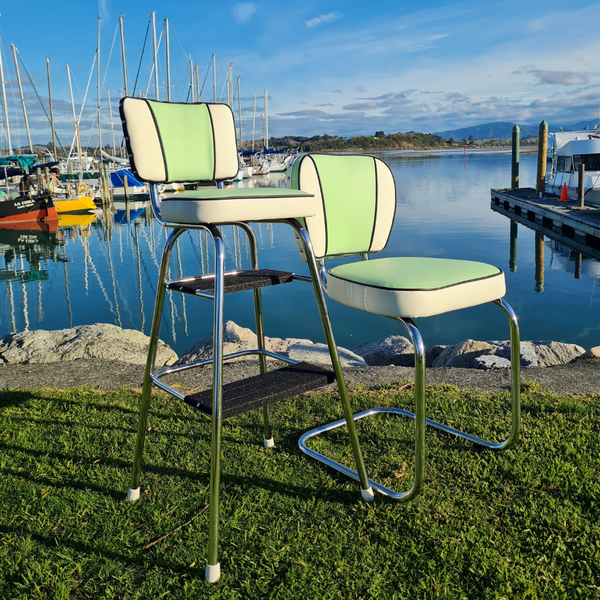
[327,257,506,319]
[160,189,316,224]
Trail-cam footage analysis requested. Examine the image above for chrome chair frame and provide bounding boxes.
[298,261,521,501]
[128,185,373,581]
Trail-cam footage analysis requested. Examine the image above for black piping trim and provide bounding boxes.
[119,98,141,181]
[328,268,504,292]
[367,155,378,251]
[205,105,217,181]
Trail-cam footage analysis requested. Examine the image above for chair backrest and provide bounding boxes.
[119,98,239,184]
[291,153,396,258]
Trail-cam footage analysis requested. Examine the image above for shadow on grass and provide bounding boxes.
[0,389,40,408]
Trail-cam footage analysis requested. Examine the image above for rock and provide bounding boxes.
[473,355,512,370]
[287,342,367,368]
[532,341,585,367]
[352,335,414,366]
[176,320,313,365]
[426,345,447,368]
[0,324,177,367]
[586,346,600,358]
[494,341,538,367]
[432,340,494,368]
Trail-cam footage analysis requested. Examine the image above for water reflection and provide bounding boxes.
[1,152,599,353]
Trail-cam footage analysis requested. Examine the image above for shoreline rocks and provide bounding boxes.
[0,321,597,370]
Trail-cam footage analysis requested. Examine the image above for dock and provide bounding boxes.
[491,187,600,261]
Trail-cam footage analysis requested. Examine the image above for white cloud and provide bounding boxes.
[513,67,589,86]
[232,3,256,23]
[305,12,342,27]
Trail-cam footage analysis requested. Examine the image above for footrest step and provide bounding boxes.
[167,269,295,296]
[184,362,335,419]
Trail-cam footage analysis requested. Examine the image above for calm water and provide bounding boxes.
[2,150,599,356]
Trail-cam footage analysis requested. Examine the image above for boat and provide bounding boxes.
[55,195,97,213]
[0,187,59,224]
[546,129,600,206]
[110,168,149,196]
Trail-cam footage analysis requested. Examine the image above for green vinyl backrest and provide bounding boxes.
[119,98,239,183]
[291,153,396,258]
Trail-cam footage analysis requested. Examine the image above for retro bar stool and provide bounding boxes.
[119,99,376,583]
[290,153,521,500]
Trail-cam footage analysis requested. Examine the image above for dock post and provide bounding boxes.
[536,120,548,197]
[534,232,544,293]
[123,175,130,202]
[511,125,519,189]
[44,167,50,191]
[509,220,518,272]
[578,163,585,207]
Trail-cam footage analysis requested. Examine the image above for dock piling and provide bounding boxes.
[509,220,518,272]
[536,121,548,197]
[578,163,585,207]
[511,125,519,189]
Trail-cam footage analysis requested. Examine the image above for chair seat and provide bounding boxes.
[160,188,316,225]
[327,257,506,318]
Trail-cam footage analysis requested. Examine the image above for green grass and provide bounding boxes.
[0,381,599,599]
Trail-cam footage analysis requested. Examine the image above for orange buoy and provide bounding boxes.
[559,183,569,201]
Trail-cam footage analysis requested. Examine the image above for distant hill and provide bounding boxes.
[433,119,600,141]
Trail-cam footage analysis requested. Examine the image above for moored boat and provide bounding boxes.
[547,129,600,206]
[0,189,59,223]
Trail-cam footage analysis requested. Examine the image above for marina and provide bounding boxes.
[1,150,599,356]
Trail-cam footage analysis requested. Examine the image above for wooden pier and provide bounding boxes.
[491,187,600,260]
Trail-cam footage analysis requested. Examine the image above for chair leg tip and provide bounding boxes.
[361,486,375,502]
[263,437,275,448]
[127,487,140,502]
[205,562,221,583]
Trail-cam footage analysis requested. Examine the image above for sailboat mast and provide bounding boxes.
[119,15,128,97]
[12,45,33,153]
[190,58,194,103]
[97,17,102,158]
[0,42,12,154]
[66,64,83,169]
[195,64,200,102]
[107,89,116,156]
[252,89,256,153]
[264,89,268,151]
[46,58,56,159]
[151,11,159,100]
[165,19,171,101]
[213,54,216,102]
[237,76,242,149]
[228,63,233,108]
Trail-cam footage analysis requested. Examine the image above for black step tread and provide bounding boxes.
[167,269,295,295]
[184,362,335,418]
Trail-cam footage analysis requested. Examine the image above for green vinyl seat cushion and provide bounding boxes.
[160,188,316,225]
[327,257,506,318]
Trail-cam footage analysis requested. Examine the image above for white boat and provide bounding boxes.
[546,129,600,206]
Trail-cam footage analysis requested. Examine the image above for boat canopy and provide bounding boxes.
[110,169,146,188]
[0,155,38,169]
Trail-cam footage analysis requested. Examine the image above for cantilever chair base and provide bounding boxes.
[298,298,521,500]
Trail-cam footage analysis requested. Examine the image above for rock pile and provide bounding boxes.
[0,324,177,367]
[0,321,597,370]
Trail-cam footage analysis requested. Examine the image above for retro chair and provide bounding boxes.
[291,153,521,500]
[119,99,376,583]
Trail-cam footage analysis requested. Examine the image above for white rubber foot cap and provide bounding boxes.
[205,562,221,583]
[263,437,275,448]
[361,486,375,502]
[127,487,140,502]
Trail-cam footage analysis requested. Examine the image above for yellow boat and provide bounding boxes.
[55,195,97,213]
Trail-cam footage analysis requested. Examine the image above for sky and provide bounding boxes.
[1,0,600,148]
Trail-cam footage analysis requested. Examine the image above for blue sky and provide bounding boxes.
[1,0,600,147]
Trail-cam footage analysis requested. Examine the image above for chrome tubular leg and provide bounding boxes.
[290,220,373,500]
[237,223,273,447]
[400,318,426,500]
[206,226,225,583]
[493,298,521,449]
[128,228,185,501]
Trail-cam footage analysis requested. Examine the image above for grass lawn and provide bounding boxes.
[0,380,599,599]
